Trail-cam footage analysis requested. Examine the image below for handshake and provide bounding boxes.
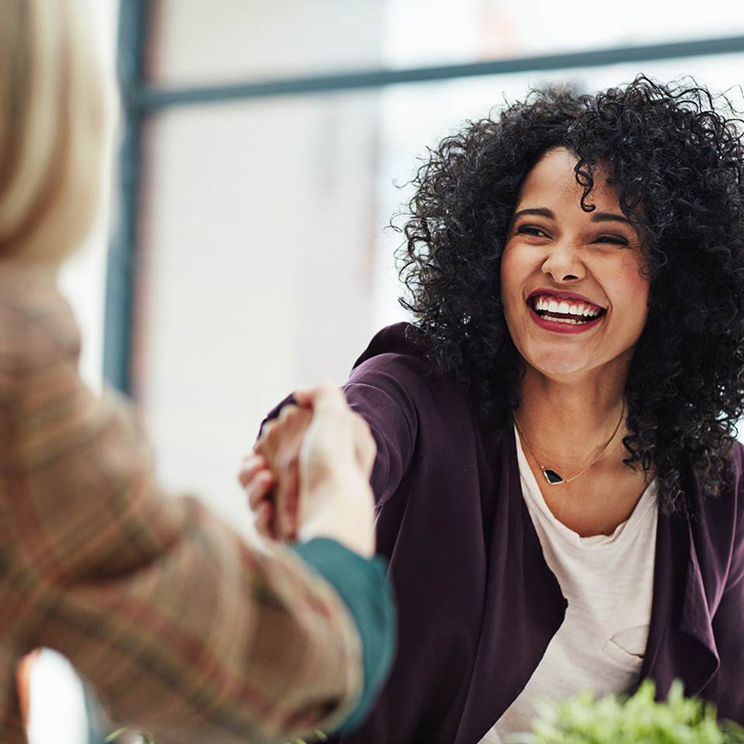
[240,384,377,558]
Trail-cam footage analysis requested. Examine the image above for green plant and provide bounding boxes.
[512,680,744,744]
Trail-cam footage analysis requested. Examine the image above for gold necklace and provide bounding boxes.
[514,400,626,486]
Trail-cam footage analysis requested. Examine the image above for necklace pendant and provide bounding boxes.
[542,468,564,485]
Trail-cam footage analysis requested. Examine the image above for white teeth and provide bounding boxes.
[532,295,601,318]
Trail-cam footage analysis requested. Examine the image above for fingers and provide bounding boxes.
[255,405,307,459]
[254,420,276,458]
[242,456,278,540]
[238,453,268,488]
[274,451,300,539]
[253,500,275,539]
[255,406,302,452]
[279,488,299,541]
[239,454,275,509]
[247,470,275,510]
[251,405,312,542]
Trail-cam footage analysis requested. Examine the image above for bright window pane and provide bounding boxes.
[150,0,744,84]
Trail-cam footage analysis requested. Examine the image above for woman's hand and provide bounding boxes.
[293,384,376,489]
[240,384,377,557]
[239,452,278,539]
[242,406,312,541]
[293,384,377,556]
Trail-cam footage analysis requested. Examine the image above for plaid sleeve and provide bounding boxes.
[0,272,363,744]
[291,540,396,734]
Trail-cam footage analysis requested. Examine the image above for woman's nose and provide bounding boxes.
[541,241,585,283]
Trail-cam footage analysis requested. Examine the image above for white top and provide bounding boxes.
[479,428,658,744]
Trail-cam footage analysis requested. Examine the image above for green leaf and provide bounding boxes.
[513,679,742,744]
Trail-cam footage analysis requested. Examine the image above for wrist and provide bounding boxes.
[298,475,376,558]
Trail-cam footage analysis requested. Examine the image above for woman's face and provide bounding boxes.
[500,147,650,383]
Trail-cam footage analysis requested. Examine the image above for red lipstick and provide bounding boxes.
[525,288,607,335]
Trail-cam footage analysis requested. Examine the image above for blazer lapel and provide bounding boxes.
[678,520,720,693]
[642,509,719,698]
[454,428,567,744]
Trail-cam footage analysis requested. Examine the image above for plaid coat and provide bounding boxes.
[0,264,363,743]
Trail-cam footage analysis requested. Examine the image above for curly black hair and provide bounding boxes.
[396,75,744,515]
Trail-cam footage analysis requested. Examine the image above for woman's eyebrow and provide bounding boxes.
[512,207,554,220]
[590,211,632,225]
[511,207,635,229]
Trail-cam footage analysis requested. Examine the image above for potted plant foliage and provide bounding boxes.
[514,680,744,744]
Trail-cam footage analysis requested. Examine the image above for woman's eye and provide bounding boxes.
[517,225,548,238]
[593,234,629,246]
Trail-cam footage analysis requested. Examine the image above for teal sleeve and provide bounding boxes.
[290,538,396,734]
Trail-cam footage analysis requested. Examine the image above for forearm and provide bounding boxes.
[2,386,366,742]
[34,498,366,743]
[298,472,377,557]
[292,539,396,735]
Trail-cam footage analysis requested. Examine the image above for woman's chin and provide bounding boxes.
[522,348,599,381]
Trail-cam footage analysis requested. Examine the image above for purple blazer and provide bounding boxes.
[270,323,744,744]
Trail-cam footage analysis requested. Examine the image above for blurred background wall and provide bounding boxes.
[33,1,744,741]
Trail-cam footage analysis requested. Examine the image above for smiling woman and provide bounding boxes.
[500,148,653,511]
[397,77,744,517]
[502,148,650,382]
[249,76,744,744]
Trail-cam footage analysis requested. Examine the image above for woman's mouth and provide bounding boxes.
[526,294,606,333]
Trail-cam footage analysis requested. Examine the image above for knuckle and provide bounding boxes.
[257,422,276,446]
[279,405,298,424]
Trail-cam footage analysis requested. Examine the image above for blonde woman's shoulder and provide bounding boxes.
[0,260,80,377]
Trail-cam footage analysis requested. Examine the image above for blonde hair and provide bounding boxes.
[0,0,114,262]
